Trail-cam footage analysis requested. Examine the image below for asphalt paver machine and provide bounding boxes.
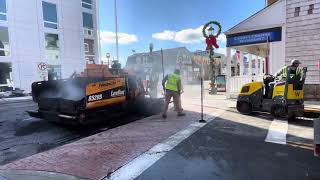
[27,64,163,126]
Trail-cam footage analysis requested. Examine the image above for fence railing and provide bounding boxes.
[228,75,264,98]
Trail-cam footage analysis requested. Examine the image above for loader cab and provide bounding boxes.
[263,74,275,99]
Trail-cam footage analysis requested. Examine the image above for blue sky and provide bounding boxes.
[99,0,265,65]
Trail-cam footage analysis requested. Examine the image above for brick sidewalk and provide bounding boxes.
[0,98,229,180]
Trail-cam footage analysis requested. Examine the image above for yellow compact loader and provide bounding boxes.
[236,67,308,120]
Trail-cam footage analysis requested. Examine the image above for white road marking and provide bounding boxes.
[107,111,228,180]
[22,118,34,121]
[107,123,207,180]
[265,119,288,145]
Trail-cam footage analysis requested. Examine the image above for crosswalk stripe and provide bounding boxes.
[265,119,288,145]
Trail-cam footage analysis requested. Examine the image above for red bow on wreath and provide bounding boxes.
[206,35,219,50]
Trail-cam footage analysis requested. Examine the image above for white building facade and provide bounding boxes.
[286,0,320,96]
[225,0,320,99]
[0,0,100,93]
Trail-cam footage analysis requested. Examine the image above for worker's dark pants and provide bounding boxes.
[163,89,183,115]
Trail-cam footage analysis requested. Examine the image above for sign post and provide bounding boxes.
[37,62,48,81]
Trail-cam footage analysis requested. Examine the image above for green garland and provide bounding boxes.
[202,21,222,38]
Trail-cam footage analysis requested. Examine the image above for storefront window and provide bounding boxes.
[48,65,61,80]
[0,26,10,56]
[45,33,59,60]
[0,62,11,86]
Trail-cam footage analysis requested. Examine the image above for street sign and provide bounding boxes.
[37,62,48,81]
[227,27,282,47]
[38,62,48,71]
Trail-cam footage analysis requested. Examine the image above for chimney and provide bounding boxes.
[266,0,278,6]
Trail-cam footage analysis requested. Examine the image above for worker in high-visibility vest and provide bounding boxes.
[162,69,186,119]
[275,59,303,80]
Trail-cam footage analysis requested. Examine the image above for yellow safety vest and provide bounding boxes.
[281,66,302,79]
[165,73,180,92]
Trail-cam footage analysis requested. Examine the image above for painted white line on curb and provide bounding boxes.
[265,119,288,145]
[22,118,34,121]
[107,122,208,180]
[106,107,229,180]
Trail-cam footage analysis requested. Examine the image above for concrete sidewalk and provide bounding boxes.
[0,95,232,180]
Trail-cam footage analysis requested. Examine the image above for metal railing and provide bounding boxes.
[228,75,264,98]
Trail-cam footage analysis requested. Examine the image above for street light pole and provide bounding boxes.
[106,53,111,68]
[114,0,119,62]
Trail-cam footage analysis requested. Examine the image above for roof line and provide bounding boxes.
[224,0,283,35]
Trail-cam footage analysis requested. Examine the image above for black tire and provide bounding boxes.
[271,104,288,119]
[237,102,252,115]
[287,114,296,121]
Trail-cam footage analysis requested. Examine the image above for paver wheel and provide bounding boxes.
[237,102,252,115]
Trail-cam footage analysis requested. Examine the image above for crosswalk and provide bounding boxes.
[265,119,288,145]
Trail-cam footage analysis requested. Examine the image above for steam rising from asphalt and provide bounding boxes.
[39,79,85,101]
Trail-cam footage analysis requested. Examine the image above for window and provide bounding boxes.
[0,0,7,21]
[83,12,94,36]
[308,4,314,15]
[294,7,300,17]
[48,65,61,80]
[84,39,95,54]
[42,2,58,29]
[84,43,89,52]
[45,33,59,60]
[82,0,92,9]
[85,57,90,63]
[0,62,11,86]
[0,26,10,56]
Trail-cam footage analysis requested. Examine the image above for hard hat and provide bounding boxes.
[291,59,301,65]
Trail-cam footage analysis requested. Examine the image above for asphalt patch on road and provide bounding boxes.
[14,120,54,136]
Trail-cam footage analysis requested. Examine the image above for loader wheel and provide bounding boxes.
[287,114,296,121]
[237,102,252,115]
[271,104,287,118]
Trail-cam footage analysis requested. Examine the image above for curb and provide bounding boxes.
[0,170,88,180]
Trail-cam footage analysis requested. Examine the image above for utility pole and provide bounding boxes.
[114,0,119,62]
[161,49,164,79]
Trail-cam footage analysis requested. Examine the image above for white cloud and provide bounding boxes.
[100,31,138,45]
[152,26,203,44]
[152,30,175,40]
[215,47,227,55]
[174,26,203,44]
[152,26,226,45]
[217,34,227,44]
